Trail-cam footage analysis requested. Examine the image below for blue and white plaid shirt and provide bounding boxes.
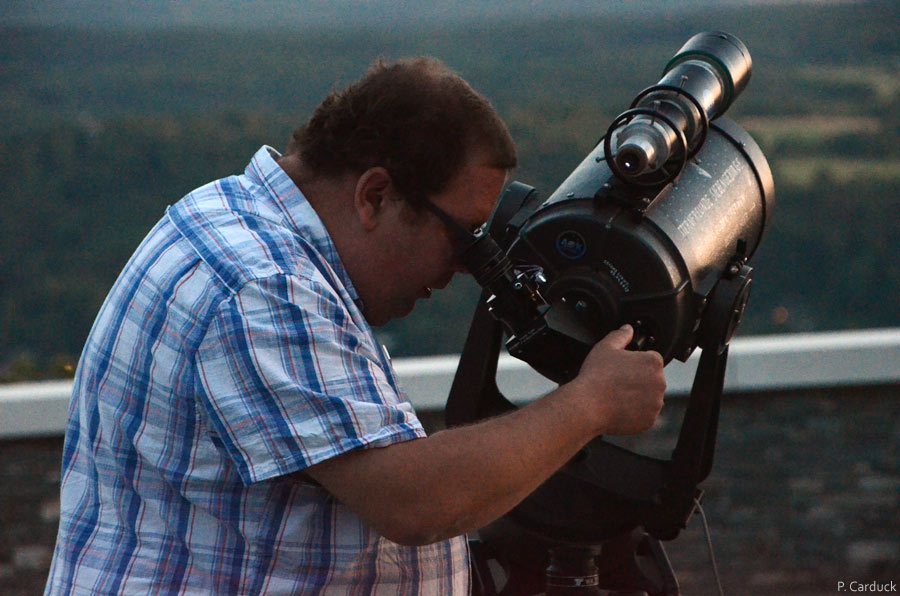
[45,146,470,595]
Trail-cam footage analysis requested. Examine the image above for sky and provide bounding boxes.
[1,0,860,30]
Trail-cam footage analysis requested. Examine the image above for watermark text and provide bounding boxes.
[838,580,897,592]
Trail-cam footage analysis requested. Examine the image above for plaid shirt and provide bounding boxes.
[45,146,470,595]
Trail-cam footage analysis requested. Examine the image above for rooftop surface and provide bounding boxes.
[2,327,898,595]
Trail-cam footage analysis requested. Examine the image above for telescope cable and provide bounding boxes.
[694,497,725,596]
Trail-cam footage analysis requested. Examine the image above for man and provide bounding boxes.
[46,58,665,594]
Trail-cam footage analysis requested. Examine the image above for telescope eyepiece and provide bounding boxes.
[617,147,645,175]
[612,117,675,177]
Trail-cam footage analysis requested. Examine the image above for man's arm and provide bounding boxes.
[306,325,665,546]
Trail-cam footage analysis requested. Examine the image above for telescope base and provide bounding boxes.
[471,527,679,596]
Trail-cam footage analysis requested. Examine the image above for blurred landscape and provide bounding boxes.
[1,0,898,380]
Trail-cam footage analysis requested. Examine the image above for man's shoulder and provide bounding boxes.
[167,176,322,294]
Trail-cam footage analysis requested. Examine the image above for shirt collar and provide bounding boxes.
[244,145,361,304]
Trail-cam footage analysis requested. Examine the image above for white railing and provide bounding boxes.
[2,327,898,440]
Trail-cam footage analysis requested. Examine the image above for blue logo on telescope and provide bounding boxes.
[557,231,586,259]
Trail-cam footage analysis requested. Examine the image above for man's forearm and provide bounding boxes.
[307,381,597,546]
[306,325,665,546]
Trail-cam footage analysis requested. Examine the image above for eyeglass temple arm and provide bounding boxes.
[420,199,480,253]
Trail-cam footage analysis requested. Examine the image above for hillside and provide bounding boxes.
[1,0,898,378]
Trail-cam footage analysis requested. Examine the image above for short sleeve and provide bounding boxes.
[194,273,425,485]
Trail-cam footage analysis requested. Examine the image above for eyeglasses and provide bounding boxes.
[419,199,486,259]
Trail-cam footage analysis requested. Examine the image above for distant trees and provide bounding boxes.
[1,2,898,378]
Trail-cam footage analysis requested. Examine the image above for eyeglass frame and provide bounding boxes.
[413,195,487,260]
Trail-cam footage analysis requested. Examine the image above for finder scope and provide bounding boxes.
[609,31,752,184]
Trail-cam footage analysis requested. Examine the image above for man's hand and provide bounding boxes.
[568,324,666,436]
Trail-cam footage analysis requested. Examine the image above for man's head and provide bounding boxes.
[284,57,517,326]
[287,57,516,203]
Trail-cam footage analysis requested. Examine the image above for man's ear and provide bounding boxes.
[354,167,393,231]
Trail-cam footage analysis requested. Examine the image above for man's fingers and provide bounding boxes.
[599,324,634,350]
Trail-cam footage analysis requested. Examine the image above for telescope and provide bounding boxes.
[445,32,774,595]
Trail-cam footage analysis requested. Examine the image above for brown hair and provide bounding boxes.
[288,57,517,202]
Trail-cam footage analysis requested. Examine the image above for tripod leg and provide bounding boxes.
[596,529,680,596]
[470,540,501,596]
[640,536,679,596]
